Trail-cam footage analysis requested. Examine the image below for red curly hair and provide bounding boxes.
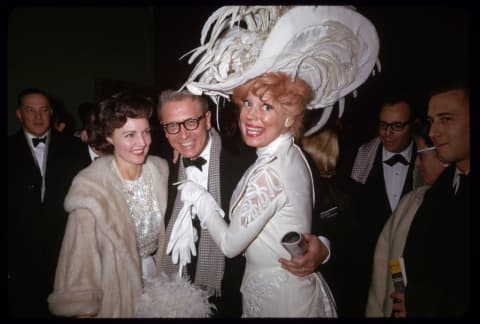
[232,71,312,138]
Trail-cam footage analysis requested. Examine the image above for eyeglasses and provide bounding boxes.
[161,114,205,134]
[378,121,410,131]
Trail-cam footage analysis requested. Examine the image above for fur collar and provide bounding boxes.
[64,155,169,284]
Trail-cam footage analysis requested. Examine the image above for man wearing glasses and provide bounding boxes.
[349,93,422,312]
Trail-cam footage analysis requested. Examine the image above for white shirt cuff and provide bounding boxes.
[318,235,331,264]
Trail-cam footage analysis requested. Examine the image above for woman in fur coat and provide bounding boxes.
[48,92,169,317]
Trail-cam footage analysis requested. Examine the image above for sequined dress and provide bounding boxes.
[113,161,162,282]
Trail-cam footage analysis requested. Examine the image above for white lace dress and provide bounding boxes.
[204,133,337,317]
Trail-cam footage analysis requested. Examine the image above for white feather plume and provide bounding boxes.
[135,273,215,318]
[181,6,289,92]
[180,5,380,135]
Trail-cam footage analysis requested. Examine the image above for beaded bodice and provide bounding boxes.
[113,162,162,258]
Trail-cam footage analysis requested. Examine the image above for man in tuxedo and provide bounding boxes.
[349,94,421,311]
[8,88,88,317]
[156,90,330,317]
[393,82,470,317]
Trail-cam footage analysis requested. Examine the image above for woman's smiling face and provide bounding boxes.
[239,91,290,148]
[107,117,151,168]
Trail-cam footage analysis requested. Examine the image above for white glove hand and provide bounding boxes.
[178,180,225,227]
[166,203,198,272]
[178,180,206,205]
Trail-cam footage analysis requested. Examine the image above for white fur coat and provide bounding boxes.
[48,155,169,318]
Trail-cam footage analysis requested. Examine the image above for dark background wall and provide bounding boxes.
[7,5,469,147]
[7,7,156,135]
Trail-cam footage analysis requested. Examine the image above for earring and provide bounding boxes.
[285,118,291,127]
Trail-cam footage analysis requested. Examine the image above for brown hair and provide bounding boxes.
[232,71,312,138]
[90,92,153,153]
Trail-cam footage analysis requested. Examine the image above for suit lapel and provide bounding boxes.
[401,148,416,197]
[16,130,43,177]
[371,144,392,214]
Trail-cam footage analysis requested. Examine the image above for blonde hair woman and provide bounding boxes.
[302,126,340,178]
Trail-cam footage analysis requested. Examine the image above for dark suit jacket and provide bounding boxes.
[303,156,365,317]
[8,128,90,317]
[348,143,416,313]
[79,142,95,164]
[359,145,416,249]
[403,165,470,316]
[164,134,256,317]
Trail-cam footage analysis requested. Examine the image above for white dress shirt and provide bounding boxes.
[453,167,469,195]
[88,145,99,162]
[25,130,49,177]
[24,129,50,202]
[184,135,212,190]
[382,142,413,211]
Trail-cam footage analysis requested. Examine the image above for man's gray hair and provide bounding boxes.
[157,89,209,119]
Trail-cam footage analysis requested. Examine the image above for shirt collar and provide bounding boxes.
[453,167,468,193]
[382,141,413,163]
[24,129,50,147]
[199,133,212,163]
[183,133,212,170]
[88,145,99,161]
[24,129,49,140]
[257,132,293,158]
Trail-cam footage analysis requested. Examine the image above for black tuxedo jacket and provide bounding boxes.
[304,150,367,317]
[8,128,90,317]
[344,143,416,313]
[356,144,416,251]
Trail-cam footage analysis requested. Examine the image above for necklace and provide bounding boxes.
[112,160,153,211]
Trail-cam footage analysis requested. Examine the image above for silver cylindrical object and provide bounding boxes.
[281,231,307,256]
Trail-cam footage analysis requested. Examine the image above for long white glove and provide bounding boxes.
[178,180,225,227]
[166,202,198,277]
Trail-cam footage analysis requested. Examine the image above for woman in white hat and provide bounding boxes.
[174,5,380,317]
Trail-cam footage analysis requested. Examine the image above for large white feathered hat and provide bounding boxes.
[181,6,381,134]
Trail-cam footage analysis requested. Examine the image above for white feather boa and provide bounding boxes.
[135,273,216,318]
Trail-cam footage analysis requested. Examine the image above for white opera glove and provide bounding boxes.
[166,203,198,277]
[178,180,225,228]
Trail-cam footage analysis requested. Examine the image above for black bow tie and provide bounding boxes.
[384,154,409,166]
[183,156,207,171]
[32,136,47,147]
